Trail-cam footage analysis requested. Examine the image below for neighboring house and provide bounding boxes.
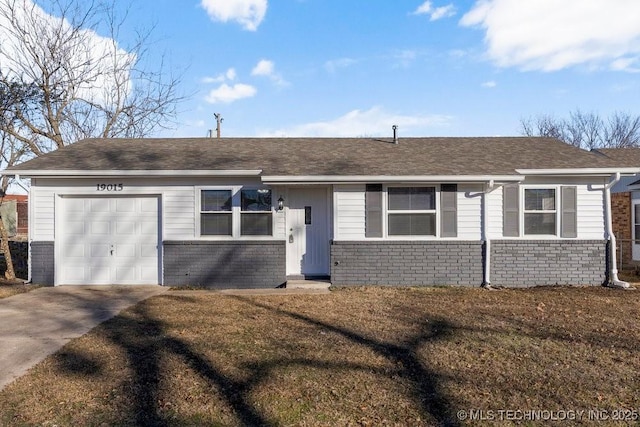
[593,148,640,269]
[0,194,28,239]
[2,137,637,289]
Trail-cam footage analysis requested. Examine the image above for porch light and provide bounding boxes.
[277,196,284,211]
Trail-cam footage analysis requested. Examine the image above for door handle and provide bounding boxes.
[289,234,294,243]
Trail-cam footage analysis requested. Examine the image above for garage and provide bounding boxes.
[57,196,160,285]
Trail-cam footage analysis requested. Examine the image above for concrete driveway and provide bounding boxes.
[0,285,167,391]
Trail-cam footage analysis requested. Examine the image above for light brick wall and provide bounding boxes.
[331,241,484,286]
[30,241,54,285]
[490,240,607,286]
[164,241,286,289]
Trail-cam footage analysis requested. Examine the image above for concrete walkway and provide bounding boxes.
[0,285,168,391]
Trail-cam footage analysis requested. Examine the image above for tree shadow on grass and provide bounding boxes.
[85,295,462,426]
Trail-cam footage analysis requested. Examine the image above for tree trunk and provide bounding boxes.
[0,212,16,281]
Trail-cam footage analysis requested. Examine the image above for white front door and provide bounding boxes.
[58,196,160,285]
[286,187,330,277]
[633,200,640,261]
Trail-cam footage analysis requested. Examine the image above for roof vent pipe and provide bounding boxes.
[392,125,398,144]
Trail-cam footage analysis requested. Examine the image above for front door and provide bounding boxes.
[286,187,330,277]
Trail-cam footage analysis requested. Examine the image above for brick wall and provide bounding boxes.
[30,241,54,285]
[490,240,607,286]
[611,192,632,268]
[163,241,286,289]
[331,241,484,286]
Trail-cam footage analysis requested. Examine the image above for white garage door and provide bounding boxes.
[58,196,160,285]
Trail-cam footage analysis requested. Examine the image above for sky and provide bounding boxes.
[8,0,640,138]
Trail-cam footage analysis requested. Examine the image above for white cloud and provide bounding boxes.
[201,68,237,84]
[460,0,640,72]
[0,0,135,105]
[258,106,452,137]
[481,80,497,88]
[412,1,456,21]
[251,59,288,86]
[251,59,274,76]
[205,83,257,104]
[324,57,358,73]
[200,0,267,31]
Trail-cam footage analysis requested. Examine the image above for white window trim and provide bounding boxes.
[383,184,440,239]
[521,186,559,237]
[196,186,276,239]
[239,187,276,237]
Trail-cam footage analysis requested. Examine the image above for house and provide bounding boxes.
[3,136,637,289]
[592,148,640,269]
[0,194,28,238]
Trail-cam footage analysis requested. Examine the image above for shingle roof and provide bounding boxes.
[593,148,640,167]
[6,137,623,176]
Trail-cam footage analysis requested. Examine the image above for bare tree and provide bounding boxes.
[520,110,640,150]
[0,0,182,157]
[0,0,183,280]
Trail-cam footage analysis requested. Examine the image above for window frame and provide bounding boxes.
[199,188,234,237]
[240,188,274,236]
[196,186,275,239]
[521,186,559,237]
[383,185,439,239]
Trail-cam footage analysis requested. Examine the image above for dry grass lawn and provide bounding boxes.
[0,286,639,426]
[0,281,37,299]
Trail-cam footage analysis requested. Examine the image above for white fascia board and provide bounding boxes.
[3,169,263,178]
[515,168,640,176]
[261,175,524,184]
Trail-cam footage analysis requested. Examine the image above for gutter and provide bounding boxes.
[604,173,630,288]
[1,170,264,178]
[262,175,524,185]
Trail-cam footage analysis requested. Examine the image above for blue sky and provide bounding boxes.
[27,0,640,138]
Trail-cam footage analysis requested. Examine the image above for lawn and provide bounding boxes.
[0,286,639,426]
[0,281,36,299]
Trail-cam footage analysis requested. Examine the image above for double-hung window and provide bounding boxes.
[241,189,273,236]
[200,190,232,235]
[523,188,556,235]
[199,188,273,237]
[387,187,436,236]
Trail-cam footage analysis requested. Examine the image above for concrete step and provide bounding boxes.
[286,280,331,290]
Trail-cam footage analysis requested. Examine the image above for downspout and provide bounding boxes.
[604,172,629,288]
[482,180,495,287]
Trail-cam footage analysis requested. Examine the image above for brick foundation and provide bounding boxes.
[490,240,607,286]
[163,241,286,289]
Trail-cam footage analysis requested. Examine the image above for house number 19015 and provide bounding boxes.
[96,183,124,191]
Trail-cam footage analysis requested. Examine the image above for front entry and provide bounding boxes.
[286,187,330,277]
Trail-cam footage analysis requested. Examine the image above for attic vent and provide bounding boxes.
[392,125,398,144]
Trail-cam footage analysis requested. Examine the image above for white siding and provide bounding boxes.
[29,177,280,242]
[487,186,504,237]
[162,187,195,239]
[334,184,365,240]
[576,185,605,239]
[457,184,483,239]
[31,185,56,241]
[485,181,605,239]
[271,186,287,239]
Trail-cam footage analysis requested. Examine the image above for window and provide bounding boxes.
[387,187,436,236]
[201,190,232,235]
[241,189,273,236]
[524,188,556,235]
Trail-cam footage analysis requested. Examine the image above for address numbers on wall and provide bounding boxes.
[96,183,124,191]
